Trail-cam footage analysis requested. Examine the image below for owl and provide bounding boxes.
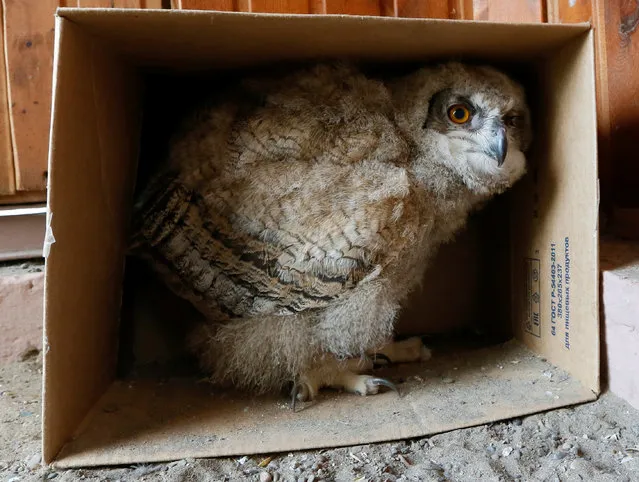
[128,60,532,408]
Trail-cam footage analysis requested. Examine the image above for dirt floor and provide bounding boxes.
[1,352,638,481]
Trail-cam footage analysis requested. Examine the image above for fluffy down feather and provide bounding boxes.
[128,61,531,396]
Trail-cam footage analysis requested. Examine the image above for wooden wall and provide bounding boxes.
[1,0,638,238]
[545,0,639,236]
[0,0,161,205]
[173,0,537,19]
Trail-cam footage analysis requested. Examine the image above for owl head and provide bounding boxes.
[392,62,532,196]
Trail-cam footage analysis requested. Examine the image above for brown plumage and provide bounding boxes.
[128,61,532,403]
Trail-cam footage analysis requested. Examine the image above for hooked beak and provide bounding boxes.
[488,123,508,167]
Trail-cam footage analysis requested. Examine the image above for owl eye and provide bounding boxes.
[447,104,471,124]
[504,114,522,128]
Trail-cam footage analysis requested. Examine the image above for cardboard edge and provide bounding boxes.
[54,6,592,31]
[41,12,65,466]
[586,28,602,397]
[580,27,601,397]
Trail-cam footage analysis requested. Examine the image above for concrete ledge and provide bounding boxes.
[0,262,44,363]
[601,238,639,411]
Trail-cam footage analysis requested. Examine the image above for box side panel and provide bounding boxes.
[395,216,484,336]
[511,31,599,393]
[397,200,513,342]
[56,9,590,71]
[42,18,143,463]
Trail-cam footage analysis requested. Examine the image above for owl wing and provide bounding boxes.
[130,63,419,319]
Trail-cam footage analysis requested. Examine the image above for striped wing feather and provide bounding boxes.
[130,63,416,320]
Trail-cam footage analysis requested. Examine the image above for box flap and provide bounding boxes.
[55,8,590,71]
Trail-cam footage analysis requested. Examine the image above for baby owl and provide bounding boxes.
[128,61,532,407]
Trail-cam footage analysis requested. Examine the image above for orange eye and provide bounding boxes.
[448,104,471,124]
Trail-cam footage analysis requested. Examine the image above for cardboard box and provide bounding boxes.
[42,8,600,468]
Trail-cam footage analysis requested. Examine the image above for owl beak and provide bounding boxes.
[490,124,508,167]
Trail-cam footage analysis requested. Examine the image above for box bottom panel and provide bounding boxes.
[53,340,596,468]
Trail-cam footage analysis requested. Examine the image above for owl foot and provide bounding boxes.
[290,356,399,411]
[290,374,399,411]
[367,336,432,367]
[289,337,431,410]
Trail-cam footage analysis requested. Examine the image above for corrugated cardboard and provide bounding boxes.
[42,8,599,468]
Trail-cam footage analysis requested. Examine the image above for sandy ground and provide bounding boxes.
[1,352,638,481]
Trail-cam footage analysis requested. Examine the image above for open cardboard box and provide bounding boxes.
[42,8,600,468]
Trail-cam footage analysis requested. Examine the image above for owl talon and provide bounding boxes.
[290,382,312,411]
[368,377,400,396]
[290,384,300,411]
[290,385,298,411]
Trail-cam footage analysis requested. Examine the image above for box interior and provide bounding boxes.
[42,9,599,467]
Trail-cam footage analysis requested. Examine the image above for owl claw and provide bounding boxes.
[290,385,299,411]
[290,382,311,411]
[368,377,400,396]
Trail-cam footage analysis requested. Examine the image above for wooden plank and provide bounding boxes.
[325,0,382,15]
[548,0,639,222]
[546,0,592,23]
[250,0,311,13]
[174,0,236,8]
[76,0,112,5]
[546,0,639,232]
[113,0,147,6]
[591,0,612,223]
[473,0,545,22]
[3,0,58,192]
[603,0,639,211]
[396,0,450,18]
[546,0,614,221]
[177,0,323,10]
[380,0,394,16]
[77,0,159,6]
[0,190,46,205]
[610,208,639,239]
[77,0,111,6]
[450,0,473,19]
[0,1,16,196]
[309,0,324,12]
[175,0,457,17]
